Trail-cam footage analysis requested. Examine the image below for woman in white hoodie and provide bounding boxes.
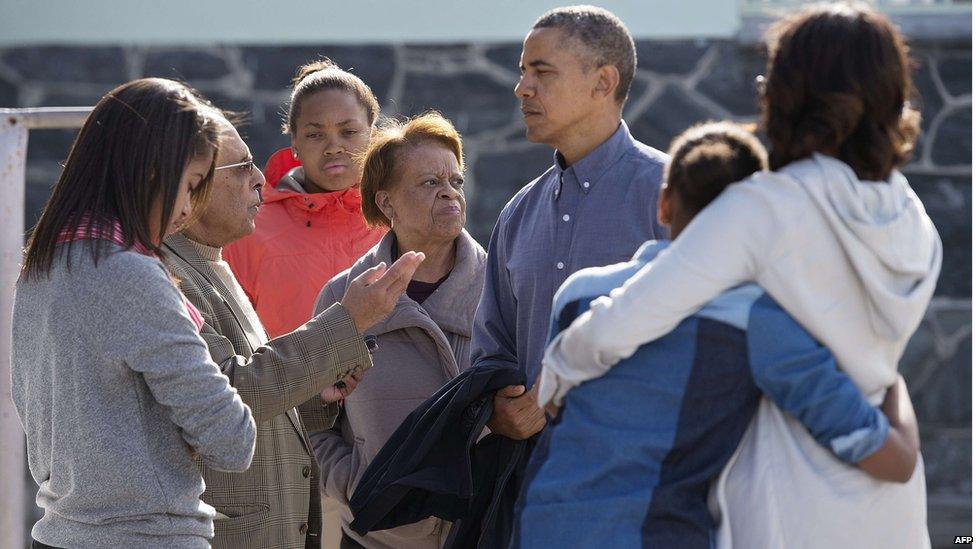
[539,4,940,548]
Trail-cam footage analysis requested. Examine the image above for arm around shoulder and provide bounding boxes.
[746,295,916,482]
[540,178,782,407]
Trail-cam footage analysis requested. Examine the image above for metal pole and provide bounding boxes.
[0,112,29,549]
[9,107,93,131]
[0,107,90,549]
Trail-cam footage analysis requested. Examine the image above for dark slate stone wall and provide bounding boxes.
[1,40,971,547]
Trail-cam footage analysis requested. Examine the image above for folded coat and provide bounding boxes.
[348,363,534,549]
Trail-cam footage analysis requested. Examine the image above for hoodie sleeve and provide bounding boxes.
[539,178,786,407]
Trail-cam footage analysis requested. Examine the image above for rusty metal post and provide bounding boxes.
[0,111,29,549]
[0,107,90,549]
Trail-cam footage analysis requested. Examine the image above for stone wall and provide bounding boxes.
[1,39,971,546]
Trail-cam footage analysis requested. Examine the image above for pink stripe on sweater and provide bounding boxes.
[57,217,205,332]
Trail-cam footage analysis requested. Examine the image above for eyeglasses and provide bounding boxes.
[215,158,256,173]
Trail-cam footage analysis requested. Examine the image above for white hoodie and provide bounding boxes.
[540,153,941,548]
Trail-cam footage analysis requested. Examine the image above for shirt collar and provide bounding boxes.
[552,120,635,189]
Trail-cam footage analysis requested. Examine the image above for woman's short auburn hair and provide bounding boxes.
[360,112,464,228]
[761,2,920,181]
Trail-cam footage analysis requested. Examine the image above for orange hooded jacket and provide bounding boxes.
[224,148,386,338]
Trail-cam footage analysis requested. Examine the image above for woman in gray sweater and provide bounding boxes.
[11,78,256,549]
[312,112,486,549]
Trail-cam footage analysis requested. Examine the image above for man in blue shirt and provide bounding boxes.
[472,5,668,441]
[513,122,920,548]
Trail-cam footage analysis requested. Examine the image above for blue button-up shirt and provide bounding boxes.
[471,121,668,382]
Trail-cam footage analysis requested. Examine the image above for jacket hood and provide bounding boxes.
[339,230,487,339]
[264,167,364,214]
[784,153,942,341]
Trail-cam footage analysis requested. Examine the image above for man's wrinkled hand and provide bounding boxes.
[487,384,546,440]
[341,252,424,333]
[320,371,365,404]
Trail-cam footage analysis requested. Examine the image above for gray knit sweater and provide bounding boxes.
[11,244,256,548]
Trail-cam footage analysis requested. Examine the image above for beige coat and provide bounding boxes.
[163,233,371,549]
[311,230,486,549]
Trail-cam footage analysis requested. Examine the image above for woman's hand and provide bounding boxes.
[857,375,920,483]
[882,375,921,451]
[320,371,365,404]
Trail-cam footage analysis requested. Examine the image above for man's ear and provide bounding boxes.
[290,136,299,158]
[593,64,621,102]
[657,183,673,228]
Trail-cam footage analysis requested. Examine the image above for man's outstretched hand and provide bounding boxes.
[341,251,425,334]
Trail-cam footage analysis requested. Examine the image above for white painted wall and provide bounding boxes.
[0,0,741,46]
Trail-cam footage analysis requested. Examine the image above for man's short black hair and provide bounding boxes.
[533,5,636,105]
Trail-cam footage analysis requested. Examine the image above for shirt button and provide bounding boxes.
[299,522,308,535]
[583,181,590,189]
[302,465,311,478]
[556,262,565,270]
[562,214,570,222]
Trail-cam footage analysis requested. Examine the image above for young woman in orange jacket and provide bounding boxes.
[225,59,386,338]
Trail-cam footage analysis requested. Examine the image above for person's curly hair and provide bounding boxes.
[761,2,920,181]
[666,121,768,215]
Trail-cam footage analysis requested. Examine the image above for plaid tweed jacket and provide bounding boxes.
[162,233,371,549]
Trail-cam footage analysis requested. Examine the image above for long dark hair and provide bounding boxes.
[21,77,222,280]
[761,2,920,180]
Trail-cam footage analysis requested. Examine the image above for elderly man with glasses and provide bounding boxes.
[162,117,423,549]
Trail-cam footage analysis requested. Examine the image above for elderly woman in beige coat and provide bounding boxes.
[310,112,486,549]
